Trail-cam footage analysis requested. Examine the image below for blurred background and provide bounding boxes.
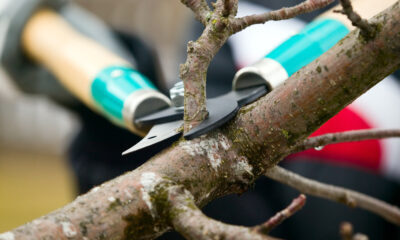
[0,0,191,231]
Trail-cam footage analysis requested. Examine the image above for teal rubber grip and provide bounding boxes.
[266,18,350,76]
[91,66,156,123]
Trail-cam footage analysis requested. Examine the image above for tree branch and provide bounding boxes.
[181,0,211,25]
[265,166,400,225]
[168,185,280,240]
[169,185,303,239]
[2,2,400,239]
[335,0,377,39]
[231,0,334,33]
[292,129,400,153]
[253,194,306,234]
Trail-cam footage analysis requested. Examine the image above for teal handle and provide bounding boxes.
[266,19,350,76]
[91,66,156,123]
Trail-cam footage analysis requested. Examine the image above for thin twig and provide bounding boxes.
[231,0,334,33]
[223,0,232,16]
[335,0,377,39]
[265,166,400,225]
[254,194,306,234]
[217,0,237,17]
[181,0,211,25]
[292,129,400,153]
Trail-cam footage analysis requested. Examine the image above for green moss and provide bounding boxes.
[79,221,88,236]
[123,209,166,240]
[285,131,302,147]
[99,232,107,240]
[316,66,322,73]
[281,129,289,139]
[205,12,212,22]
[345,49,352,58]
[107,198,122,211]
[239,104,256,115]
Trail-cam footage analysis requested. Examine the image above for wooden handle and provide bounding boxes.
[320,0,396,29]
[22,9,130,109]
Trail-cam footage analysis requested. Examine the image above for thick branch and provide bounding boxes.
[181,0,211,25]
[292,129,400,153]
[265,166,400,225]
[231,0,334,33]
[2,2,400,239]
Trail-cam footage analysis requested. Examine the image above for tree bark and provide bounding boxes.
[2,2,400,240]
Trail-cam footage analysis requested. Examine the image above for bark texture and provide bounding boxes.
[2,2,400,240]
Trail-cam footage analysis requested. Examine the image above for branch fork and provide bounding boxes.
[335,0,378,40]
[180,0,335,132]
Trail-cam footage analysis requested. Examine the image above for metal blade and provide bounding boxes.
[135,107,183,125]
[231,85,268,107]
[184,85,267,140]
[122,120,183,155]
[184,94,239,139]
[125,85,268,155]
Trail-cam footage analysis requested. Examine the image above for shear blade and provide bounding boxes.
[122,120,183,155]
[135,107,183,125]
[124,85,269,155]
[232,85,268,107]
[184,94,239,140]
[184,85,267,139]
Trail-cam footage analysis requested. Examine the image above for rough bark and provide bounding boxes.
[2,2,400,240]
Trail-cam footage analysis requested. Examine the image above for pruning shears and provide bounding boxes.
[123,16,351,155]
[122,79,270,155]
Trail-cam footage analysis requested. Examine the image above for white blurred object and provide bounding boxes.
[229,1,305,67]
[0,69,19,98]
[0,68,79,155]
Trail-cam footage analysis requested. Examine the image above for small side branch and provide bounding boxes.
[292,129,400,153]
[265,166,400,225]
[231,0,334,33]
[214,0,238,17]
[335,0,377,39]
[168,185,303,240]
[253,194,306,234]
[181,0,211,25]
